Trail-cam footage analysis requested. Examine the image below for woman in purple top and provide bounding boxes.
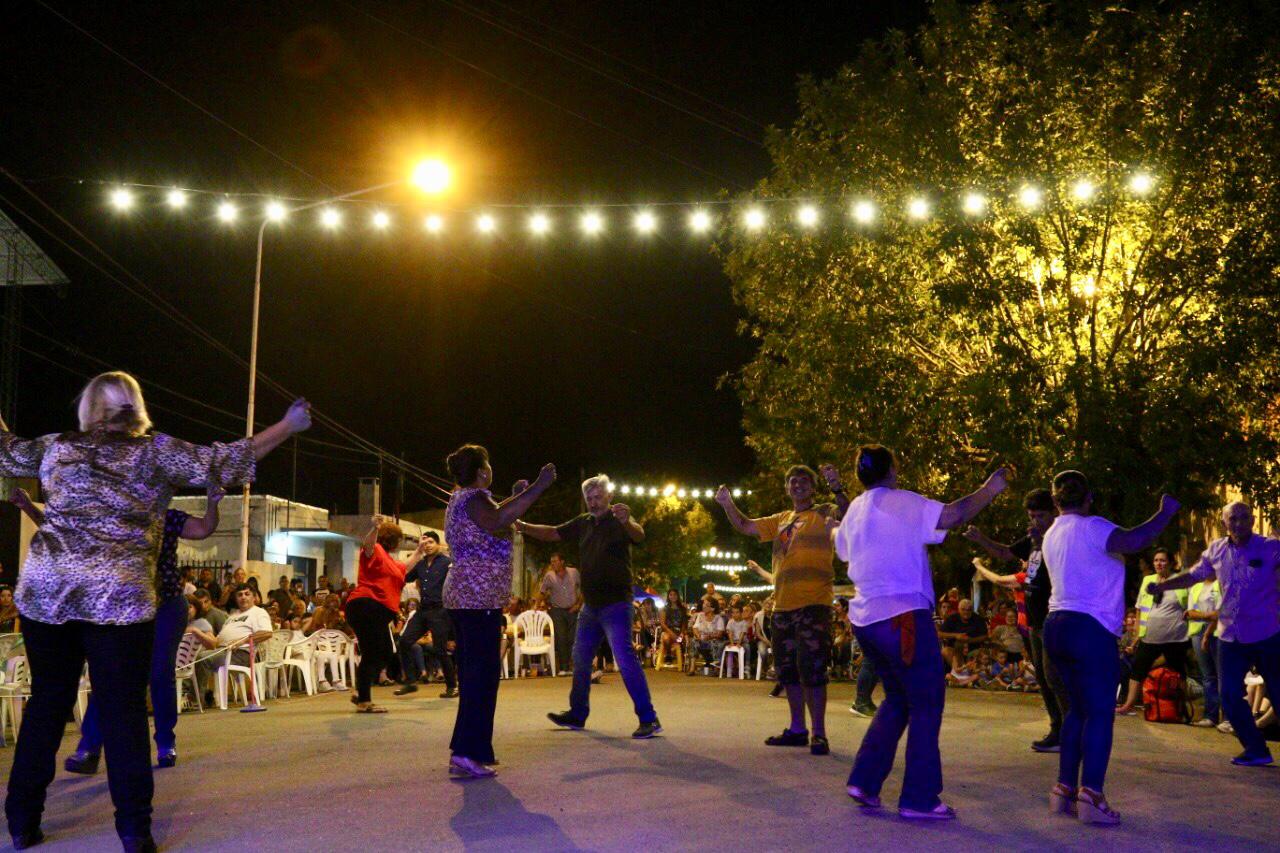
[0,372,310,852]
[442,444,555,779]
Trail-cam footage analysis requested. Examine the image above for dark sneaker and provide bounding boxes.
[1031,734,1061,753]
[849,703,876,718]
[11,828,44,850]
[120,836,158,853]
[809,735,830,755]
[633,719,663,739]
[439,688,459,699]
[63,751,100,775]
[900,803,957,820]
[765,728,809,747]
[393,683,418,696]
[1231,751,1274,767]
[769,683,784,698]
[547,711,586,730]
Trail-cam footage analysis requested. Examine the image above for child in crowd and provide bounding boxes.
[724,606,750,677]
[947,648,982,687]
[689,599,726,675]
[991,606,1026,663]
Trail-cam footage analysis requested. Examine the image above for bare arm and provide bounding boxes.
[962,526,1018,565]
[516,522,562,542]
[971,558,1021,590]
[1106,495,1181,554]
[8,487,44,526]
[612,504,644,543]
[746,559,775,584]
[937,467,1011,530]
[714,485,760,537]
[402,538,432,574]
[466,464,557,533]
[361,514,386,557]
[180,485,224,540]
[820,464,851,520]
[252,399,311,460]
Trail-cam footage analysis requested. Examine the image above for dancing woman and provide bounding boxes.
[834,445,1009,820]
[442,444,555,778]
[0,372,309,851]
[1040,471,1179,825]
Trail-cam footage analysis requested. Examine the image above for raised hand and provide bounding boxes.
[715,485,732,506]
[611,503,631,524]
[284,398,312,433]
[511,479,530,496]
[962,525,982,542]
[819,463,842,491]
[534,463,557,489]
[1160,494,1181,516]
[371,513,387,528]
[986,466,1012,493]
[206,483,226,505]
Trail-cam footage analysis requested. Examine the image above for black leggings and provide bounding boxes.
[1130,639,1191,684]
[346,597,396,703]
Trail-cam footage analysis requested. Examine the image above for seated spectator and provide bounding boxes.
[939,598,988,667]
[218,566,248,608]
[990,606,1026,662]
[724,606,750,677]
[196,567,222,605]
[688,599,726,675]
[700,582,727,611]
[184,596,218,651]
[831,599,854,678]
[192,588,228,635]
[945,650,981,687]
[939,587,961,620]
[216,584,273,662]
[304,595,342,635]
[0,586,19,633]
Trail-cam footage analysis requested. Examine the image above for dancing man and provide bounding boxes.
[1040,470,1179,825]
[520,474,662,739]
[722,464,846,755]
[965,488,1068,752]
[394,531,457,698]
[834,445,1009,820]
[1147,501,1280,767]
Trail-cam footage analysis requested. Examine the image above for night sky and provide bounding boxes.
[3,1,928,513]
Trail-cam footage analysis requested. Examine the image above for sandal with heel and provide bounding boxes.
[1077,787,1120,825]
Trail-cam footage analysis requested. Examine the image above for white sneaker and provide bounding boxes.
[318,681,333,693]
[1218,721,1234,733]
[333,681,349,691]
[1193,719,1216,727]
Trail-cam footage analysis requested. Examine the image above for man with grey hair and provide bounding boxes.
[517,474,661,738]
[1149,501,1280,766]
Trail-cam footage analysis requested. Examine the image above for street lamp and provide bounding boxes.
[236,160,450,566]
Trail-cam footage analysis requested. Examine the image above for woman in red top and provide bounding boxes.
[347,515,430,713]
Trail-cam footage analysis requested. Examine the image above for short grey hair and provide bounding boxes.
[1222,501,1252,521]
[581,474,612,497]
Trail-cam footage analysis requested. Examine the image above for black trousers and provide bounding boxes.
[346,597,396,703]
[5,617,154,840]
[399,605,456,690]
[448,608,503,763]
[1028,625,1068,733]
[1130,638,1191,684]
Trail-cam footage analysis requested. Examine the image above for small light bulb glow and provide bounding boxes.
[732,488,743,498]
[743,208,766,231]
[634,210,658,234]
[320,208,341,228]
[528,212,551,235]
[165,189,187,209]
[424,214,444,234]
[371,211,391,229]
[110,188,135,211]
[907,197,930,220]
[1081,276,1097,298]
[962,192,987,215]
[1018,185,1042,209]
[620,485,631,495]
[677,488,687,498]
[796,205,820,227]
[581,211,605,235]
[852,200,876,224]
[217,201,238,223]
[688,209,713,233]
[265,201,287,222]
[476,213,497,234]
[1129,172,1154,195]
[410,159,452,194]
[1072,179,1095,202]
[648,487,658,497]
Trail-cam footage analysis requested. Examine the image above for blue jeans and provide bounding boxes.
[1218,630,1280,758]
[78,593,188,754]
[1193,634,1221,723]
[1044,610,1119,792]
[570,601,657,724]
[855,654,879,706]
[848,609,945,811]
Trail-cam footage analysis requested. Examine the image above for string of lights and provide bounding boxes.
[617,484,752,500]
[701,564,748,574]
[99,171,1159,238]
[712,584,774,595]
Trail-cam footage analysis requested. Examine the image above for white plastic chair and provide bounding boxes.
[174,632,204,713]
[755,642,771,680]
[213,643,260,710]
[282,631,315,695]
[309,629,351,690]
[258,631,294,699]
[0,656,31,747]
[513,610,555,677]
[73,663,92,723]
[720,645,747,680]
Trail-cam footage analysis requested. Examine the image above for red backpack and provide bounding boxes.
[1143,667,1188,723]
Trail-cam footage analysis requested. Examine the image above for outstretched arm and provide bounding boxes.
[962,526,1018,564]
[715,486,760,537]
[746,559,775,584]
[252,399,311,460]
[467,464,558,533]
[361,514,386,557]
[8,487,44,526]
[971,558,1020,590]
[937,467,1011,530]
[181,485,224,540]
[1106,495,1181,554]
[516,522,562,542]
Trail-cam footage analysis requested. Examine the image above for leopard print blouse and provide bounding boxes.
[0,428,255,625]
[442,487,513,610]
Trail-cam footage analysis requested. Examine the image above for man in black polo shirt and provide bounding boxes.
[965,488,1067,752]
[517,474,662,739]
[394,531,457,698]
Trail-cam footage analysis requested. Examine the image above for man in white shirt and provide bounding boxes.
[834,445,1009,821]
[216,584,274,667]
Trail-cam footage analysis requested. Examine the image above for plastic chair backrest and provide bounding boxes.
[310,629,348,655]
[5,656,28,686]
[514,610,552,645]
[0,634,23,662]
[261,630,293,663]
[174,632,202,669]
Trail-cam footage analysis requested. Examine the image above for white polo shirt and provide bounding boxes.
[835,487,946,627]
[217,605,273,647]
[1043,513,1124,636]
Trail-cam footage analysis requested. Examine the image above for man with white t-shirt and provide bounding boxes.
[834,444,1010,821]
[215,584,274,667]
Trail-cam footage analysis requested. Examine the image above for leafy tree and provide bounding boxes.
[721,0,1280,581]
[634,496,716,590]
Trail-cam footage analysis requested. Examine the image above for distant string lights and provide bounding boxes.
[100,171,1159,241]
[615,484,752,500]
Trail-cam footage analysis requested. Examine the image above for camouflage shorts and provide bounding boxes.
[771,605,833,687]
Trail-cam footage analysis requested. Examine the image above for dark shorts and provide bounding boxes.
[771,605,833,687]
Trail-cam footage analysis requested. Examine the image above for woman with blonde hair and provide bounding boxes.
[0,371,311,851]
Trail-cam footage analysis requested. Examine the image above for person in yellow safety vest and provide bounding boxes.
[1187,578,1223,726]
[1117,548,1191,715]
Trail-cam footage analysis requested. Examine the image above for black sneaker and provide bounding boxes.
[547,711,586,730]
[439,688,459,699]
[849,703,876,718]
[1231,751,1275,767]
[633,719,663,739]
[1031,734,1061,753]
[765,728,809,747]
[769,683,785,698]
[809,735,830,756]
[120,836,157,853]
[63,751,100,775]
[393,683,418,696]
[11,828,44,850]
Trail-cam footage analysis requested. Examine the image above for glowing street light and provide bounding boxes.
[852,200,876,224]
[688,209,713,233]
[475,213,497,234]
[264,201,287,223]
[165,189,187,209]
[1018,185,1043,210]
[424,213,444,234]
[319,208,341,229]
[1129,172,1155,195]
[109,188,135,211]
[634,210,658,234]
[581,211,605,235]
[217,201,238,223]
[371,210,391,229]
[1071,179,1096,202]
[907,197,930,220]
[528,212,551,235]
[410,159,452,194]
[796,205,820,228]
[962,192,987,216]
[647,487,658,497]
[743,207,766,231]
